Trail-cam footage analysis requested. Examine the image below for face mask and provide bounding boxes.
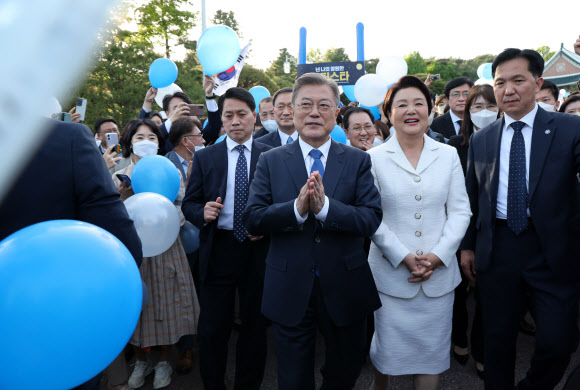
[132,140,158,158]
[428,112,435,127]
[195,145,205,152]
[95,140,102,148]
[470,109,498,129]
[262,120,278,132]
[373,138,383,147]
[537,101,555,112]
[574,112,580,117]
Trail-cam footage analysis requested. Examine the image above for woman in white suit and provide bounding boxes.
[367,76,472,390]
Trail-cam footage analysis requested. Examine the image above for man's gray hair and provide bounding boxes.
[292,72,341,106]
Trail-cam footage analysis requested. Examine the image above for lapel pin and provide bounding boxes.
[545,130,551,134]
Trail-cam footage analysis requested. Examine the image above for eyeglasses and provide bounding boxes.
[450,92,470,98]
[295,102,335,113]
[349,125,374,132]
[185,134,202,138]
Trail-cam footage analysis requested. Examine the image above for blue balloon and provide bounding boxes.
[330,125,347,144]
[197,25,240,76]
[132,155,181,203]
[180,221,200,254]
[215,134,226,143]
[342,85,356,102]
[360,104,381,120]
[249,86,271,113]
[0,220,142,390]
[482,63,493,80]
[149,58,178,89]
[477,63,485,79]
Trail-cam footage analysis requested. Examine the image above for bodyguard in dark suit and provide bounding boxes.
[431,77,474,139]
[460,49,580,390]
[256,87,299,148]
[0,119,143,390]
[182,88,272,390]
[244,73,382,390]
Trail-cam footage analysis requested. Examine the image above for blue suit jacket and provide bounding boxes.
[0,120,143,266]
[461,108,580,280]
[255,130,282,148]
[181,138,273,283]
[243,139,383,327]
[165,150,187,181]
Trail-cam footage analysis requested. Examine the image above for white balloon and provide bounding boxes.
[376,56,408,85]
[354,74,390,107]
[155,83,183,108]
[475,78,493,86]
[124,192,180,257]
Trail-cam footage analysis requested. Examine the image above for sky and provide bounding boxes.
[178,0,580,70]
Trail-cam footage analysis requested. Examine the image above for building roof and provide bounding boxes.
[542,44,580,86]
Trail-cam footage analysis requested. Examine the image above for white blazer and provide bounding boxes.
[367,135,471,298]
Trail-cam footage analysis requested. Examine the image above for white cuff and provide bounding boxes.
[165,118,172,133]
[142,106,152,113]
[314,196,329,222]
[294,199,308,223]
[206,99,218,112]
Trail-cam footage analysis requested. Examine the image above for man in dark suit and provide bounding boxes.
[431,77,474,139]
[244,73,383,390]
[0,119,143,390]
[253,97,275,139]
[256,87,298,148]
[460,48,580,390]
[165,116,205,183]
[182,87,272,390]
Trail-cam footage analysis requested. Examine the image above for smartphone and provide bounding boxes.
[187,104,205,116]
[105,133,121,153]
[430,74,441,81]
[50,112,72,122]
[116,174,131,187]
[76,98,87,121]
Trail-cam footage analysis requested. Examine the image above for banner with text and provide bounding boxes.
[297,61,365,85]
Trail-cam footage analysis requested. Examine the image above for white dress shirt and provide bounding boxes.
[496,104,537,219]
[278,129,298,144]
[449,110,463,135]
[293,136,331,223]
[217,136,253,230]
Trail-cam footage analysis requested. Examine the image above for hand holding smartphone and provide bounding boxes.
[105,133,121,153]
[76,98,87,121]
[116,174,131,187]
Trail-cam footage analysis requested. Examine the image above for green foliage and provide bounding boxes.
[134,0,196,58]
[211,10,241,37]
[405,51,427,74]
[365,58,379,74]
[534,46,556,62]
[238,64,279,93]
[307,49,324,63]
[324,48,350,63]
[266,48,297,89]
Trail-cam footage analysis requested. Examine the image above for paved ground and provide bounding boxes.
[104,294,580,390]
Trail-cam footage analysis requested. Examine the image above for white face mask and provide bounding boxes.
[470,109,498,130]
[132,140,158,158]
[428,112,435,127]
[262,120,278,132]
[537,101,555,112]
[95,140,102,148]
[195,145,205,152]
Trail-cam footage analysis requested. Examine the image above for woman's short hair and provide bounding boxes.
[435,94,447,107]
[459,85,498,147]
[374,120,390,140]
[383,75,433,118]
[120,119,165,158]
[559,94,580,113]
[342,107,374,130]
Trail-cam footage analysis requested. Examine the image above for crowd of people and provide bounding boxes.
[2,36,580,390]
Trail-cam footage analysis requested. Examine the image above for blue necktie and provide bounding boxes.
[287,136,293,144]
[309,149,324,179]
[233,145,249,242]
[507,121,528,235]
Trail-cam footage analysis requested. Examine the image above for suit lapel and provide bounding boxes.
[211,141,229,199]
[384,136,419,175]
[415,136,440,174]
[486,118,503,214]
[323,140,346,198]
[249,140,266,183]
[274,132,282,147]
[529,108,555,200]
[283,141,308,193]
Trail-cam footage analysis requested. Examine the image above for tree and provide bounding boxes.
[238,65,279,93]
[266,48,297,89]
[307,48,324,63]
[405,51,427,74]
[134,0,196,58]
[324,48,350,63]
[535,46,556,62]
[211,10,242,37]
[365,58,379,74]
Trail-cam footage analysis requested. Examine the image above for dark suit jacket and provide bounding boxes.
[460,108,580,281]
[0,120,143,266]
[165,150,187,181]
[243,140,383,327]
[255,130,282,148]
[447,134,468,175]
[431,111,457,139]
[253,128,269,139]
[181,139,273,283]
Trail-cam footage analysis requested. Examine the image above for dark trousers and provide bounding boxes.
[452,251,484,363]
[478,224,579,390]
[198,230,268,390]
[272,278,367,390]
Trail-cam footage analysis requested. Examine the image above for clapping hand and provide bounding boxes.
[308,171,325,214]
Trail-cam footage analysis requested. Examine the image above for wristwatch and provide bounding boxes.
[205,94,217,100]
